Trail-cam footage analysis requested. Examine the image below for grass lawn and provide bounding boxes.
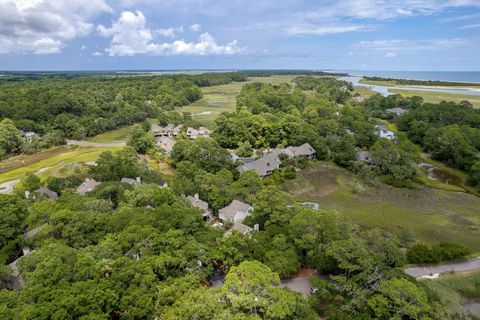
[353,86,377,96]
[282,162,480,251]
[85,125,135,142]
[178,76,295,127]
[389,89,480,108]
[0,146,122,183]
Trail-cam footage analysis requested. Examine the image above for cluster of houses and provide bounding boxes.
[187,194,257,235]
[150,124,212,155]
[235,143,316,178]
[385,107,409,117]
[18,130,40,142]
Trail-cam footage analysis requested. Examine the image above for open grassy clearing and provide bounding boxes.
[353,86,377,96]
[0,146,122,184]
[85,119,157,143]
[389,88,480,108]
[282,162,480,251]
[85,125,135,142]
[0,147,68,174]
[178,76,295,127]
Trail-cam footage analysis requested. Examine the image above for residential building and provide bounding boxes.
[76,178,101,195]
[356,151,375,165]
[186,127,211,139]
[156,136,176,155]
[151,124,183,137]
[121,177,141,185]
[187,193,213,222]
[226,222,253,235]
[219,199,253,223]
[386,107,409,116]
[34,188,58,200]
[237,149,282,177]
[284,143,316,159]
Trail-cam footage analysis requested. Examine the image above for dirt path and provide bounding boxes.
[66,139,126,147]
[405,257,480,279]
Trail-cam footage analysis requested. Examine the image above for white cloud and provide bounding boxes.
[286,24,371,36]
[284,0,480,36]
[98,11,242,56]
[81,45,86,50]
[190,24,202,32]
[92,51,103,56]
[0,0,112,54]
[460,24,480,29]
[353,38,471,55]
[155,26,184,38]
[384,52,397,58]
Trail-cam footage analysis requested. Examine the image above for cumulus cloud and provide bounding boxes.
[155,26,184,38]
[0,0,112,54]
[98,11,242,56]
[384,52,396,58]
[190,24,202,32]
[92,51,103,56]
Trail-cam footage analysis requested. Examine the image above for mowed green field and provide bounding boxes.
[282,162,480,251]
[178,75,295,127]
[389,88,480,108]
[0,146,122,184]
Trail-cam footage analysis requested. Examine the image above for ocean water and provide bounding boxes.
[332,70,480,84]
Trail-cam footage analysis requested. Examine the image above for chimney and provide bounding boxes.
[254,224,260,231]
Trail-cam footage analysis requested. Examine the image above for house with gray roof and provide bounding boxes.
[187,127,211,139]
[187,193,213,222]
[226,222,253,235]
[76,178,101,195]
[151,124,183,137]
[356,151,375,165]
[237,149,282,177]
[34,188,58,200]
[284,143,316,159]
[156,136,176,155]
[121,177,141,185]
[386,107,409,116]
[219,199,253,223]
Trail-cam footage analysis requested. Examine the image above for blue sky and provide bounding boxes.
[0,0,479,71]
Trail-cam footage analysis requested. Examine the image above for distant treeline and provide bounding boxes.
[0,70,347,83]
[242,70,348,77]
[363,76,480,87]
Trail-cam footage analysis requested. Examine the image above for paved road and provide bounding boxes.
[405,257,480,278]
[280,276,312,295]
[66,139,126,147]
[0,179,20,194]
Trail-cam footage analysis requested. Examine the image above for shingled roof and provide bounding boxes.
[219,199,252,222]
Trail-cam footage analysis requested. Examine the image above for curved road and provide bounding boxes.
[66,139,126,147]
[405,257,480,278]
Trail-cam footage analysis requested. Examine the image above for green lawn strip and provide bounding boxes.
[0,146,122,183]
[353,86,377,96]
[85,125,135,142]
[389,88,480,108]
